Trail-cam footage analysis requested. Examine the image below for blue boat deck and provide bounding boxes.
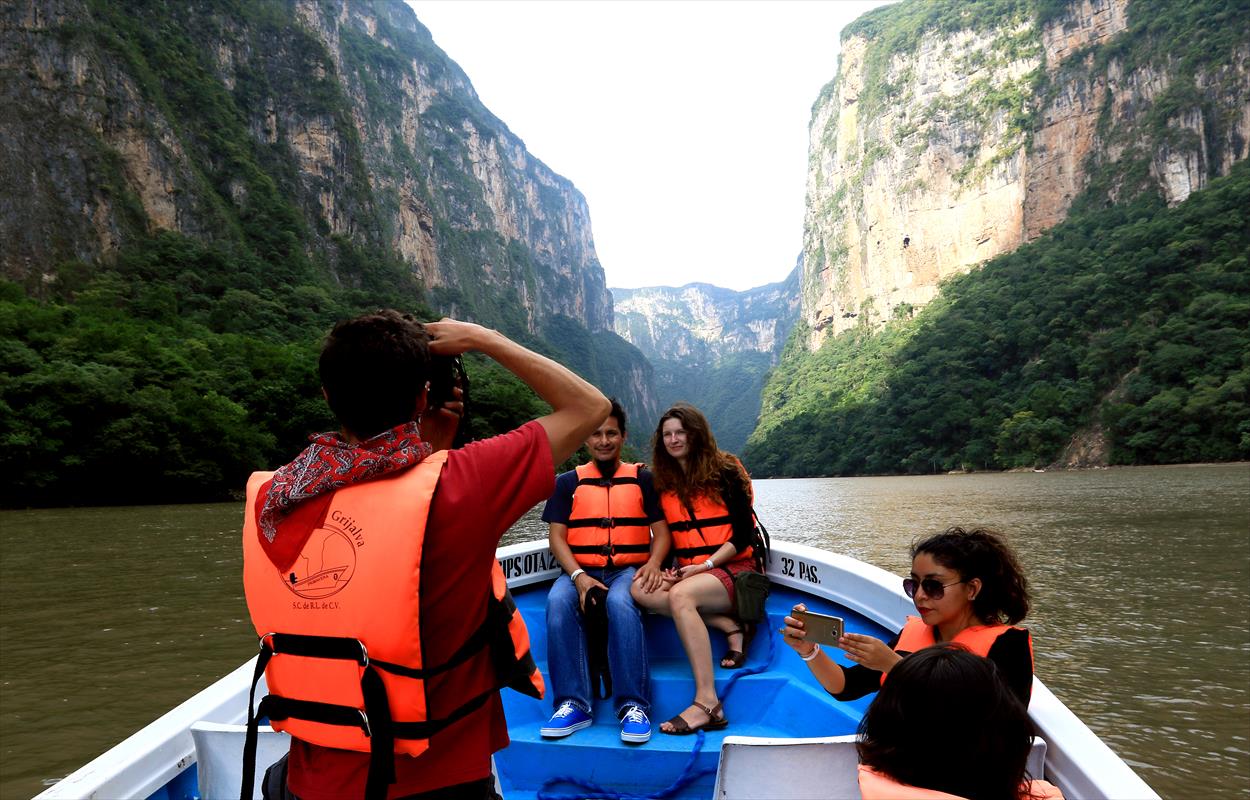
[497,583,887,799]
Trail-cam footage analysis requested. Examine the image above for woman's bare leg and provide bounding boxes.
[703,612,744,666]
[658,573,734,732]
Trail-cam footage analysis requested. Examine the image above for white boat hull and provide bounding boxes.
[35,539,1158,800]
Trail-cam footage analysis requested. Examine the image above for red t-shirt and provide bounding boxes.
[284,421,554,799]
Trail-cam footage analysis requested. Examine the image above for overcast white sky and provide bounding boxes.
[405,1,890,292]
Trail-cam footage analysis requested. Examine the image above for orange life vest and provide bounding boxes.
[882,616,1033,686]
[240,451,542,796]
[566,461,653,567]
[857,766,1065,800]
[661,489,754,568]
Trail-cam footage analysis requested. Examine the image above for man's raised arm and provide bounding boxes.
[424,319,609,464]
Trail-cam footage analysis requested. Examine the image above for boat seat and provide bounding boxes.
[712,735,1048,799]
[713,734,861,799]
[189,721,289,800]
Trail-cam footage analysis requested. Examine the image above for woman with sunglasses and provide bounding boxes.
[631,403,764,735]
[856,643,1062,800]
[780,527,1033,705]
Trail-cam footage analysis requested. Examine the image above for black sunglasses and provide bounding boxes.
[902,577,966,599]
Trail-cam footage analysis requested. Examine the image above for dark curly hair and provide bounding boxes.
[857,643,1038,800]
[912,527,1030,625]
[319,309,430,440]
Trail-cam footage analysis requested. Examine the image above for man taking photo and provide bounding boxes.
[242,310,609,800]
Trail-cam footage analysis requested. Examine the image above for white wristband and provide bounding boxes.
[800,643,822,662]
[569,568,585,582]
[703,559,715,570]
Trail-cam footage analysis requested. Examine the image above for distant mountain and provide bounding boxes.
[612,269,800,455]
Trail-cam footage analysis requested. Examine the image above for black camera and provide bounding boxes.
[427,354,467,410]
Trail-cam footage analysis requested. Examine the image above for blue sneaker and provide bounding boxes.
[619,704,651,743]
[541,701,592,738]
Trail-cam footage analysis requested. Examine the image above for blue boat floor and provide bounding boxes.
[496,584,883,800]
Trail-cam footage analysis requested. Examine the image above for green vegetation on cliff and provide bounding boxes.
[0,232,557,507]
[0,1,647,507]
[746,161,1250,476]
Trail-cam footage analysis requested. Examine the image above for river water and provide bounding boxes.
[2,464,1247,799]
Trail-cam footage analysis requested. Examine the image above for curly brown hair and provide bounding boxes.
[650,403,747,507]
[911,527,1031,625]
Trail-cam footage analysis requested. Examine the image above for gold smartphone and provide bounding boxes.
[794,609,845,646]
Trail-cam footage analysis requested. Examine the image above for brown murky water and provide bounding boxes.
[2,464,1247,799]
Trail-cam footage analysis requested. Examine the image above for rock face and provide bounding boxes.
[0,0,612,334]
[613,271,800,367]
[801,0,1250,348]
[612,269,800,452]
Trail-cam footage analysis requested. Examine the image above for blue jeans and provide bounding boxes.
[545,565,650,715]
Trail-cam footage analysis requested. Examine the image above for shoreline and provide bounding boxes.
[754,460,1250,481]
[4,462,1249,510]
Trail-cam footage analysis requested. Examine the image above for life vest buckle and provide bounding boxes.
[599,517,614,528]
[357,708,372,738]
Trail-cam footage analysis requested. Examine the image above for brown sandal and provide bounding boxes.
[661,700,729,735]
[721,623,755,669]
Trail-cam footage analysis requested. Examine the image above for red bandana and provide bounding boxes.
[256,421,431,569]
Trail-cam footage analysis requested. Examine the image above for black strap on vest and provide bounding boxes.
[568,541,651,556]
[241,635,395,800]
[369,617,493,680]
[575,475,641,487]
[240,600,528,800]
[667,514,733,532]
[566,515,650,529]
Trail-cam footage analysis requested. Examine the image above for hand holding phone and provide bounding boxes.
[793,609,845,646]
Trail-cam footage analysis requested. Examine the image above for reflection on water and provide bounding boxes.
[2,465,1247,799]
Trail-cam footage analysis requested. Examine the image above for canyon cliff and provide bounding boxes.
[746,0,1249,476]
[1,0,655,417]
[612,270,800,452]
[801,0,1250,347]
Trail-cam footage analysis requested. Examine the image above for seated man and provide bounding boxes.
[540,399,671,744]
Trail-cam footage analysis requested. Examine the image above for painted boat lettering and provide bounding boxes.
[501,550,560,579]
[778,556,821,584]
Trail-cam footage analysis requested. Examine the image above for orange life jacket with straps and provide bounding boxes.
[882,617,1033,686]
[566,461,652,567]
[240,451,543,799]
[857,766,1064,800]
[661,488,754,568]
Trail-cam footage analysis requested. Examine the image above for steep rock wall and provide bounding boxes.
[1,0,613,334]
[613,272,800,367]
[801,0,1250,348]
[612,270,800,450]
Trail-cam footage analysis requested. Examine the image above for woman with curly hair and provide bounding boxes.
[781,526,1034,705]
[856,643,1062,799]
[631,403,764,734]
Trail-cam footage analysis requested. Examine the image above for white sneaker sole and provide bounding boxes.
[621,728,651,743]
[540,718,592,738]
